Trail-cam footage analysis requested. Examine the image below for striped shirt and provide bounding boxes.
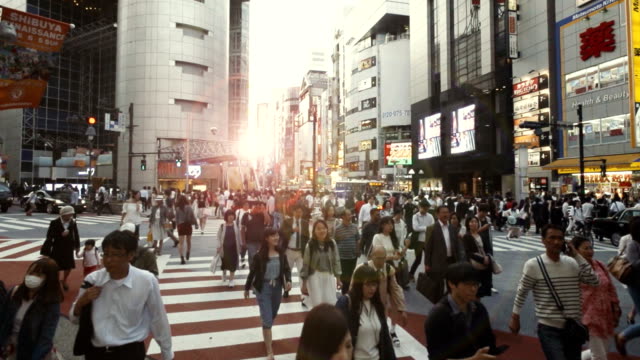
[513,254,599,328]
[334,223,360,260]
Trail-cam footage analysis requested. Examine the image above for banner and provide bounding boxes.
[0,6,71,110]
[628,0,640,147]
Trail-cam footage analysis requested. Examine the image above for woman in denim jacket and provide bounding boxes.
[0,258,63,360]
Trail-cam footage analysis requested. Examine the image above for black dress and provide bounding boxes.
[42,218,80,270]
[221,225,239,272]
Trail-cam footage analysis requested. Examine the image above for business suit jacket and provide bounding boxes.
[279,217,310,251]
[424,221,465,273]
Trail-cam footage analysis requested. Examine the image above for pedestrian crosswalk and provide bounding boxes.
[0,214,122,232]
[148,256,428,359]
[491,233,619,252]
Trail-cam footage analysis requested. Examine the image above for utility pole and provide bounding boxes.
[127,103,134,192]
[577,104,585,199]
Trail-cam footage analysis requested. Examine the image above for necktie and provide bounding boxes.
[296,219,300,249]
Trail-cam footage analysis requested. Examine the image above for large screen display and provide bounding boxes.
[418,113,442,159]
[451,104,476,154]
[385,142,412,165]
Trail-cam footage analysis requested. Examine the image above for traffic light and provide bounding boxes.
[175,156,183,168]
[87,116,97,125]
[140,156,147,171]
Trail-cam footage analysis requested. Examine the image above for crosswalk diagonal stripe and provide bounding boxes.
[0,223,31,231]
[162,288,302,305]
[6,220,49,228]
[159,277,301,291]
[0,242,41,258]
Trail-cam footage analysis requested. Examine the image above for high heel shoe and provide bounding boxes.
[181,256,186,265]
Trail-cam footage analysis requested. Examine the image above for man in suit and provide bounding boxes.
[279,204,310,299]
[424,205,465,304]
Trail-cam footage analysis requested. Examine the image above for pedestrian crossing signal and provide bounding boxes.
[141,156,147,171]
[175,157,182,168]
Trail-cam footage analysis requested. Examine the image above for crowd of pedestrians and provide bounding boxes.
[5,183,640,360]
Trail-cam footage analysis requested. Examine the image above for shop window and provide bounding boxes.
[599,57,627,90]
[601,115,627,144]
[568,119,600,147]
[565,57,628,97]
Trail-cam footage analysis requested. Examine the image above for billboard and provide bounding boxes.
[628,0,640,147]
[451,104,476,154]
[513,75,549,97]
[418,113,442,159]
[0,6,71,110]
[385,142,412,165]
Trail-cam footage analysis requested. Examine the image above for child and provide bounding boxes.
[76,239,101,276]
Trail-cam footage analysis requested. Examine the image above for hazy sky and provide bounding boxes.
[248,0,342,108]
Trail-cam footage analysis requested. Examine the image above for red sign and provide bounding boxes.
[580,20,616,61]
[513,74,549,97]
[0,6,71,110]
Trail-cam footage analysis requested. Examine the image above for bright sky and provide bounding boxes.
[248,0,343,107]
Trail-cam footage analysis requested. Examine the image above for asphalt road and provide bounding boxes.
[1,204,639,358]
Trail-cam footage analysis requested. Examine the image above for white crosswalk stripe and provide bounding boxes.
[149,257,428,359]
[492,234,618,252]
[0,214,122,233]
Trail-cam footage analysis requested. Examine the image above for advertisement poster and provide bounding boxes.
[0,6,71,110]
[628,0,640,147]
[451,104,476,154]
[418,113,442,159]
[385,142,412,165]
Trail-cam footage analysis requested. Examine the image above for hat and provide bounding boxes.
[59,206,75,216]
[120,223,136,233]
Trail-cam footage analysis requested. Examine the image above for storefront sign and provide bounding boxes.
[385,142,412,166]
[514,94,549,115]
[580,20,616,61]
[514,134,540,148]
[358,56,376,71]
[514,112,550,128]
[513,75,549,97]
[361,118,376,130]
[528,151,540,166]
[577,0,596,7]
[628,0,640,147]
[570,89,629,109]
[358,77,376,91]
[188,165,201,179]
[508,0,517,11]
[359,140,373,151]
[0,6,71,110]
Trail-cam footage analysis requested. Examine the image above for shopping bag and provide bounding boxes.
[209,252,221,274]
[146,231,153,244]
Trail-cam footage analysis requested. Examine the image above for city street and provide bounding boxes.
[0,204,638,359]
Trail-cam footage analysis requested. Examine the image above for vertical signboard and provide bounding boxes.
[628,0,640,147]
[0,6,71,109]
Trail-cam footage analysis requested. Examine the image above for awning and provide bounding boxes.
[541,153,640,174]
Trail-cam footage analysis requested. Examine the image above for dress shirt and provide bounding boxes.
[290,217,302,249]
[439,220,452,257]
[358,203,373,226]
[582,202,594,218]
[70,266,173,360]
[412,212,435,243]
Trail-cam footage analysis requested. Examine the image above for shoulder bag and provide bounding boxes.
[73,281,94,355]
[607,255,632,285]
[536,256,589,344]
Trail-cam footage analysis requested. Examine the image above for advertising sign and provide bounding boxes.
[361,97,377,110]
[514,112,550,128]
[513,94,549,115]
[451,104,476,154]
[514,134,540,148]
[513,74,549,97]
[385,142,412,166]
[0,6,71,110]
[628,0,640,147]
[358,77,377,91]
[508,10,519,59]
[418,113,442,159]
[528,151,541,166]
[358,56,376,71]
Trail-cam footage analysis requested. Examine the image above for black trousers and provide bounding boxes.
[340,258,358,295]
[409,244,424,277]
[85,341,145,360]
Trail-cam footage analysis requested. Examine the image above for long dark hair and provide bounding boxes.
[378,216,399,249]
[258,228,281,263]
[176,194,188,210]
[296,303,349,360]
[308,219,335,254]
[348,264,386,328]
[13,257,63,305]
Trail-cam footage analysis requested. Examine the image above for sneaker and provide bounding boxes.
[391,332,400,347]
[222,273,227,283]
[228,280,234,288]
[301,298,307,307]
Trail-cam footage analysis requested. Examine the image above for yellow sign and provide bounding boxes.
[557,165,636,174]
[627,0,640,147]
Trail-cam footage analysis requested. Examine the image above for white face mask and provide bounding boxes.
[24,275,44,289]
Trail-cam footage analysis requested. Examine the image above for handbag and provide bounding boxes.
[536,256,589,344]
[395,257,411,288]
[607,255,633,285]
[73,281,94,355]
[491,256,503,274]
[417,272,443,304]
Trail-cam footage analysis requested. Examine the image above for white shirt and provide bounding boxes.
[289,217,303,249]
[359,203,374,226]
[12,298,34,335]
[70,266,173,360]
[305,194,314,208]
[412,212,435,242]
[78,248,101,267]
[140,189,148,199]
[71,191,79,205]
[372,233,396,259]
[582,202,594,218]
[619,234,633,257]
[354,300,381,360]
[610,201,626,213]
[267,196,275,214]
[122,202,142,225]
[439,220,452,257]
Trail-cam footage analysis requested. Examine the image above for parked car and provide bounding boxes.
[0,183,13,212]
[21,190,86,214]
[592,208,640,246]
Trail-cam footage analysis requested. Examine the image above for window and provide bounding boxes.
[175,60,208,76]
[175,99,208,113]
[231,32,241,51]
[361,118,377,130]
[567,114,629,147]
[176,23,209,40]
[565,57,628,97]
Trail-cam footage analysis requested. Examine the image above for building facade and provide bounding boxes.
[297,71,328,189]
[342,0,412,188]
[228,0,249,141]
[273,86,300,186]
[410,0,514,196]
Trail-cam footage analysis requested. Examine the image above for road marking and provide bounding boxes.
[0,223,30,231]
[0,241,41,258]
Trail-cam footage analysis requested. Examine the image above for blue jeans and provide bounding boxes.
[537,323,581,360]
[623,285,640,339]
[256,280,282,329]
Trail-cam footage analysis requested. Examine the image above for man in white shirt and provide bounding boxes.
[409,201,435,279]
[358,196,376,228]
[305,191,314,209]
[582,197,595,219]
[70,230,172,359]
[266,191,276,215]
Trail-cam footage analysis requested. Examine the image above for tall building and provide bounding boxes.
[410,0,513,195]
[273,86,300,185]
[342,0,411,188]
[228,0,250,141]
[297,70,328,189]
